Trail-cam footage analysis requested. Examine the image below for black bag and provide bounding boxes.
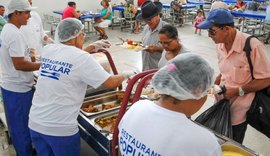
[244,36,270,138]
[195,99,233,138]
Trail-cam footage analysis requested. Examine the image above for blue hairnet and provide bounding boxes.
[152,53,214,100]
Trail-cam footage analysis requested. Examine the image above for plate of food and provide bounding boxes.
[116,38,146,51]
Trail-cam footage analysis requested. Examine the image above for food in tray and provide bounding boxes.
[82,104,98,112]
[141,87,154,95]
[95,116,117,133]
[141,87,160,100]
[102,103,119,110]
[222,151,245,156]
[81,103,120,113]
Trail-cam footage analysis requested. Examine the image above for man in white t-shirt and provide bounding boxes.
[0,0,40,155]
[118,53,222,156]
[20,0,53,59]
[28,18,132,156]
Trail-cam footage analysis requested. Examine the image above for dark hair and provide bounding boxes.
[214,23,235,28]
[197,9,203,13]
[101,0,109,7]
[159,24,178,39]
[0,5,4,8]
[68,1,76,7]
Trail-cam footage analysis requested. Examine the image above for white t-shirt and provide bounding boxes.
[0,23,34,92]
[118,100,222,156]
[29,44,110,136]
[20,11,47,56]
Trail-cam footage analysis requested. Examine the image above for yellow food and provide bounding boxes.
[127,45,136,49]
[222,151,245,156]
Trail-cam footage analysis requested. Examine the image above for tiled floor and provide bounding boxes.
[0,21,270,156]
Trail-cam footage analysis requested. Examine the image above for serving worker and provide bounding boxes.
[0,0,40,155]
[118,53,222,156]
[28,18,132,156]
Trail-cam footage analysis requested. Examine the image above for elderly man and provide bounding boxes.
[198,9,270,144]
[0,5,6,33]
[0,0,40,155]
[136,0,167,71]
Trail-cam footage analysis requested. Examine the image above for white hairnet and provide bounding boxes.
[7,0,35,15]
[54,18,84,43]
[152,53,214,100]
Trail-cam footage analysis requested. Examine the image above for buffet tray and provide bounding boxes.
[222,142,254,156]
[88,109,122,139]
[81,91,125,117]
[214,133,259,156]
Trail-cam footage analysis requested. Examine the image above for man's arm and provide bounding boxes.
[72,10,81,18]
[144,45,164,53]
[224,78,270,99]
[11,57,40,71]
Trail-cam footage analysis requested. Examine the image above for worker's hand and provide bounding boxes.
[121,70,139,80]
[44,35,54,44]
[91,39,111,49]
[46,37,54,44]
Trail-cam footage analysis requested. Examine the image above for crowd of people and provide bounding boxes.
[0,0,270,156]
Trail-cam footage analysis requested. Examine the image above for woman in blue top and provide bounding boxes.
[94,0,112,39]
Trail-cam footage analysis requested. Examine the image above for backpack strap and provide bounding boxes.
[243,35,256,80]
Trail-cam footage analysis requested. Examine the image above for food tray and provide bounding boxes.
[89,108,130,138]
[93,110,118,135]
[81,91,125,117]
[222,143,255,156]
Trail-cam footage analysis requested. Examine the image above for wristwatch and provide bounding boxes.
[238,87,245,96]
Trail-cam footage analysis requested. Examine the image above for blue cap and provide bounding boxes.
[198,9,234,29]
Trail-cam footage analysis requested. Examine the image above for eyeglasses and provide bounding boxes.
[158,39,174,46]
[208,27,223,36]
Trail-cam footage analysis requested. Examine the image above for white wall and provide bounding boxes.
[0,0,122,16]
[0,0,171,16]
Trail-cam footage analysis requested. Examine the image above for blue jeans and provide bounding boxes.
[1,88,34,156]
[30,129,80,156]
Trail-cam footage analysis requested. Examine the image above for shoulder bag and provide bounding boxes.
[244,36,270,138]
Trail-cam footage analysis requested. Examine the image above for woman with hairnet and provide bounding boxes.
[118,53,222,156]
[28,18,131,156]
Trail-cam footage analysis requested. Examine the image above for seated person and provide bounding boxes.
[210,0,228,11]
[229,0,246,11]
[246,0,259,11]
[124,2,141,33]
[170,0,185,27]
[62,1,81,20]
[118,53,221,156]
[94,0,112,39]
